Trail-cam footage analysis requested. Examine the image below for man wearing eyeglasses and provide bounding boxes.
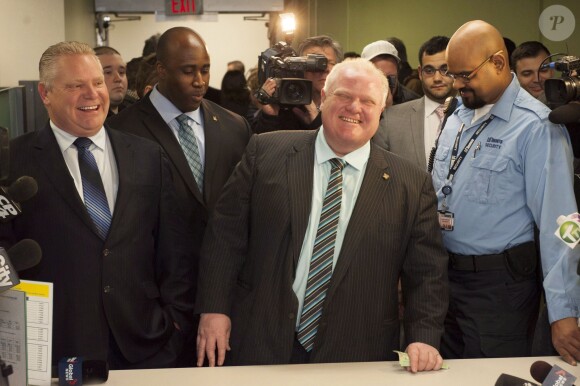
[374,36,455,169]
[431,20,579,364]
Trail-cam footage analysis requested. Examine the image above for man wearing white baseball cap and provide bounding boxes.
[361,40,420,106]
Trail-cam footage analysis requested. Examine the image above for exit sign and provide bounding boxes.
[165,0,202,15]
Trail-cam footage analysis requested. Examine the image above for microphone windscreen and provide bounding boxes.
[8,239,42,272]
[495,373,539,386]
[530,360,552,383]
[82,360,109,384]
[549,103,580,124]
[6,176,38,203]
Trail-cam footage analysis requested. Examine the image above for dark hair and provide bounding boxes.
[93,46,121,56]
[386,37,408,63]
[343,51,360,59]
[220,70,250,117]
[417,36,450,66]
[143,33,160,56]
[298,35,344,63]
[510,41,551,70]
[503,37,517,66]
[135,53,158,98]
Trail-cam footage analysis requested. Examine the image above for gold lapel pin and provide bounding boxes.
[382,173,390,180]
[212,115,218,121]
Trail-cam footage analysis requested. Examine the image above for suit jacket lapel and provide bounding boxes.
[411,99,426,167]
[287,132,316,268]
[32,124,99,235]
[140,95,205,206]
[200,100,222,206]
[326,143,391,301]
[106,128,132,238]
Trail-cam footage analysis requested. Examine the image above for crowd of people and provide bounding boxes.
[0,19,578,375]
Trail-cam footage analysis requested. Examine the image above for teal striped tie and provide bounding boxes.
[176,114,204,191]
[297,158,347,352]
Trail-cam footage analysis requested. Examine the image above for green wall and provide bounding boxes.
[305,0,580,68]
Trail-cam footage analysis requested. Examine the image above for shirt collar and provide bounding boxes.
[150,85,203,126]
[50,120,107,153]
[424,96,442,117]
[455,73,519,126]
[316,127,370,171]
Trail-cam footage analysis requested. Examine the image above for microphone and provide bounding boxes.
[530,360,577,386]
[549,104,580,125]
[495,373,539,386]
[0,239,42,292]
[428,96,459,173]
[8,239,42,272]
[0,176,38,222]
[57,357,109,386]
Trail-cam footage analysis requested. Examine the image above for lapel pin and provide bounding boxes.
[382,173,390,180]
[212,115,218,121]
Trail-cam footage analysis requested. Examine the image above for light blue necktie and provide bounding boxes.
[297,158,347,352]
[176,114,204,192]
[74,137,112,240]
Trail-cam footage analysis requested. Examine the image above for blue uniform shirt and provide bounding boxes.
[432,75,579,322]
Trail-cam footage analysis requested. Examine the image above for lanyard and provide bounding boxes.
[446,115,495,183]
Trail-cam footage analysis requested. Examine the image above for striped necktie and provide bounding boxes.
[297,158,347,352]
[435,104,446,136]
[74,137,112,240]
[176,114,204,192]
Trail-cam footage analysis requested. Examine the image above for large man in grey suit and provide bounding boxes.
[0,42,195,368]
[374,36,455,169]
[195,59,449,372]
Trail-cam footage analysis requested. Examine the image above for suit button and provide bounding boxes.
[288,312,295,319]
[104,286,112,294]
[103,249,110,256]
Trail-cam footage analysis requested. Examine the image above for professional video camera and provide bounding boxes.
[544,55,580,106]
[256,41,327,106]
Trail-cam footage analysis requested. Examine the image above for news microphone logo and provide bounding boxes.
[542,364,576,386]
[555,213,580,249]
[0,192,19,222]
[59,357,83,386]
[0,247,19,291]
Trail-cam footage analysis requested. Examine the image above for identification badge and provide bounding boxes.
[438,210,454,231]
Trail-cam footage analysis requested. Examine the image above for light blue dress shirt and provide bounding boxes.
[432,75,579,323]
[293,128,370,328]
[149,86,206,167]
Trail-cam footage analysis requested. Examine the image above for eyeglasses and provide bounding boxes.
[421,65,450,77]
[444,50,503,82]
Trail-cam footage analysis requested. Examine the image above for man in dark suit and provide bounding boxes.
[195,59,449,372]
[107,30,251,333]
[0,42,195,369]
[374,36,455,170]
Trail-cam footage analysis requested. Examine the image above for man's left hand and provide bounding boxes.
[405,342,444,373]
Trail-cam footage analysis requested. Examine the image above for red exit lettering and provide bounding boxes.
[171,0,196,14]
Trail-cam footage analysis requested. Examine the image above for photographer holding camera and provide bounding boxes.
[253,35,343,134]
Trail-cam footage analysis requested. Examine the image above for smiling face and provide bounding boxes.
[38,54,109,137]
[320,62,386,156]
[514,54,554,98]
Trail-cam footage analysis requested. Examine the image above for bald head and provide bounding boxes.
[446,20,511,108]
[156,26,210,113]
[157,26,207,64]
